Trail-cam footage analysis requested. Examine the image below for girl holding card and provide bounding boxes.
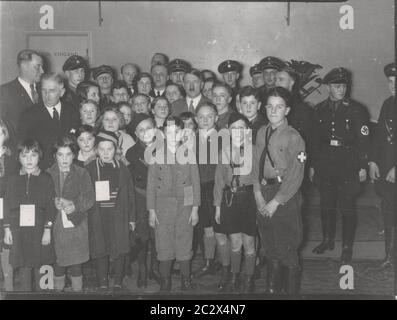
[146,116,200,293]
[0,118,17,291]
[3,139,56,291]
[86,130,136,291]
[47,135,95,292]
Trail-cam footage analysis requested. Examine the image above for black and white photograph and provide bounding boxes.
[0,0,395,306]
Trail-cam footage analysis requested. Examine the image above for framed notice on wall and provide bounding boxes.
[26,31,92,74]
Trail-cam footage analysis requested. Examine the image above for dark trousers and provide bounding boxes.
[375,180,395,227]
[257,184,303,267]
[94,255,125,287]
[53,263,82,277]
[19,267,41,291]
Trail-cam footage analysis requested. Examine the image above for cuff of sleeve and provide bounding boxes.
[274,193,287,205]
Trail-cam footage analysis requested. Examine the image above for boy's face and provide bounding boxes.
[263,68,278,88]
[212,86,231,114]
[103,111,120,132]
[251,73,265,88]
[239,95,260,120]
[96,73,113,92]
[327,83,347,101]
[19,150,40,171]
[119,105,132,125]
[222,71,239,88]
[77,132,95,153]
[112,88,129,103]
[136,119,156,145]
[56,146,74,171]
[266,96,290,126]
[182,118,196,131]
[137,77,152,95]
[66,68,85,88]
[97,141,116,163]
[80,102,98,126]
[165,85,182,103]
[87,86,100,104]
[41,79,65,107]
[133,96,150,114]
[196,106,218,130]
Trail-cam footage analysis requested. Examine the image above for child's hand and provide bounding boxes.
[215,207,221,225]
[263,199,280,218]
[54,197,63,210]
[189,207,199,226]
[4,228,13,245]
[41,229,51,246]
[63,200,76,215]
[129,222,136,232]
[149,210,159,228]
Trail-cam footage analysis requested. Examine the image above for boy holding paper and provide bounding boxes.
[86,130,136,291]
[3,139,56,291]
[47,135,95,292]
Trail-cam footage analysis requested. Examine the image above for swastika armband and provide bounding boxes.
[360,125,369,136]
[297,151,307,163]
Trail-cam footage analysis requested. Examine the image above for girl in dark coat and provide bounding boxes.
[86,130,136,291]
[0,118,17,291]
[74,125,97,167]
[47,135,95,292]
[3,139,56,291]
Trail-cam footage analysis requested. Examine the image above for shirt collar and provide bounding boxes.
[44,101,61,114]
[186,94,202,108]
[18,77,36,98]
[269,118,289,132]
[20,167,41,176]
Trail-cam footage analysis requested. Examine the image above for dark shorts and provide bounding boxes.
[218,185,257,236]
[198,181,217,230]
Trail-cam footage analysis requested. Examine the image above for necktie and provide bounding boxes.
[30,83,38,104]
[156,90,160,97]
[258,126,275,183]
[188,100,194,112]
[53,107,60,121]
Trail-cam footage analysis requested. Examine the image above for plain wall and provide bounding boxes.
[0,0,394,120]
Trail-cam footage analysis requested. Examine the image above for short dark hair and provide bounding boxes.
[17,139,43,159]
[111,80,128,94]
[165,81,186,98]
[75,124,97,139]
[213,83,233,97]
[151,96,170,110]
[116,101,132,111]
[266,86,294,109]
[131,93,151,105]
[238,85,262,102]
[76,81,100,101]
[17,49,41,67]
[184,69,203,82]
[136,72,154,87]
[152,53,169,65]
[195,101,218,115]
[201,69,217,81]
[180,112,198,130]
[164,115,184,129]
[52,134,79,157]
[227,112,250,128]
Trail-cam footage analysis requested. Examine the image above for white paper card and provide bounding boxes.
[20,204,35,227]
[0,198,3,220]
[61,210,74,229]
[95,181,110,201]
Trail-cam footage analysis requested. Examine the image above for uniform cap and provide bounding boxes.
[258,56,285,71]
[168,59,190,73]
[96,130,118,145]
[384,63,397,77]
[62,55,88,72]
[322,67,350,84]
[92,65,114,79]
[249,64,263,76]
[218,60,241,74]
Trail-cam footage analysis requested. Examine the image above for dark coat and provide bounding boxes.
[86,159,136,259]
[3,171,56,268]
[47,164,95,266]
[61,86,81,112]
[250,112,268,145]
[17,101,80,170]
[171,95,210,116]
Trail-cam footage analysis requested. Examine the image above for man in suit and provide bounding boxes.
[121,63,139,97]
[0,49,44,144]
[150,63,168,99]
[18,73,79,170]
[62,55,89,111]
[171,69,210,116]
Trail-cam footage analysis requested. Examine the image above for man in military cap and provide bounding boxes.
[121,63,139,96]
[259,56,286,90]
[92,65,114,110]
[250,64,265,89]
[310,67,370,263]
[218,60,242,111]
[168,59,191,86]
[369,62,396,268]
[62,55,88,110]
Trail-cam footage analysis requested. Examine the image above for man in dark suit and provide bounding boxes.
[18,73,79,170]
[171,69,210,116]
[0,49,44,144]
[150,63,168,99]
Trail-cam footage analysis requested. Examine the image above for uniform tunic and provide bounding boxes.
[146,147,200,261]
[3,170,56,268]
[250,112,268,145]
[214,144,257,236]
[253,120,305,267]
[369,96,395,226]
[216,108,235,131]
[47,164,95,267]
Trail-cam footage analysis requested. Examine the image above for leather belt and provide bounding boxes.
[224,184,253,193]
[260,177,282,186]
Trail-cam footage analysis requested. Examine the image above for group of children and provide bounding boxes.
[0,82,305,294]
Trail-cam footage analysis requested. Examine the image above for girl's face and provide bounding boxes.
[196,106,217,131]
[77,132,95,153]
[56,146,74,171]
[165,124,184,147]
[266,96,290,127]
[19,150,40,171]
[133,96,150,114]
[182,118,196,131]
[153,99,169,119]
[87,86,100,104]
[165,85,182,103]
[119,105,132,126]
[135,119,156,145]
[102,111,120,132]
[137,77,152,95]
[212,86,231,114]
[229,119,247,145]
[80,102,98,126]
[239,95,260,120]
[0,129,6,147]
[97,141,116,163]
[202,81,214,100]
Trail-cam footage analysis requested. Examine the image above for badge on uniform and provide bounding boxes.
[297,151,307,163]
[20,204,35,227]
[360,125,369,136]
